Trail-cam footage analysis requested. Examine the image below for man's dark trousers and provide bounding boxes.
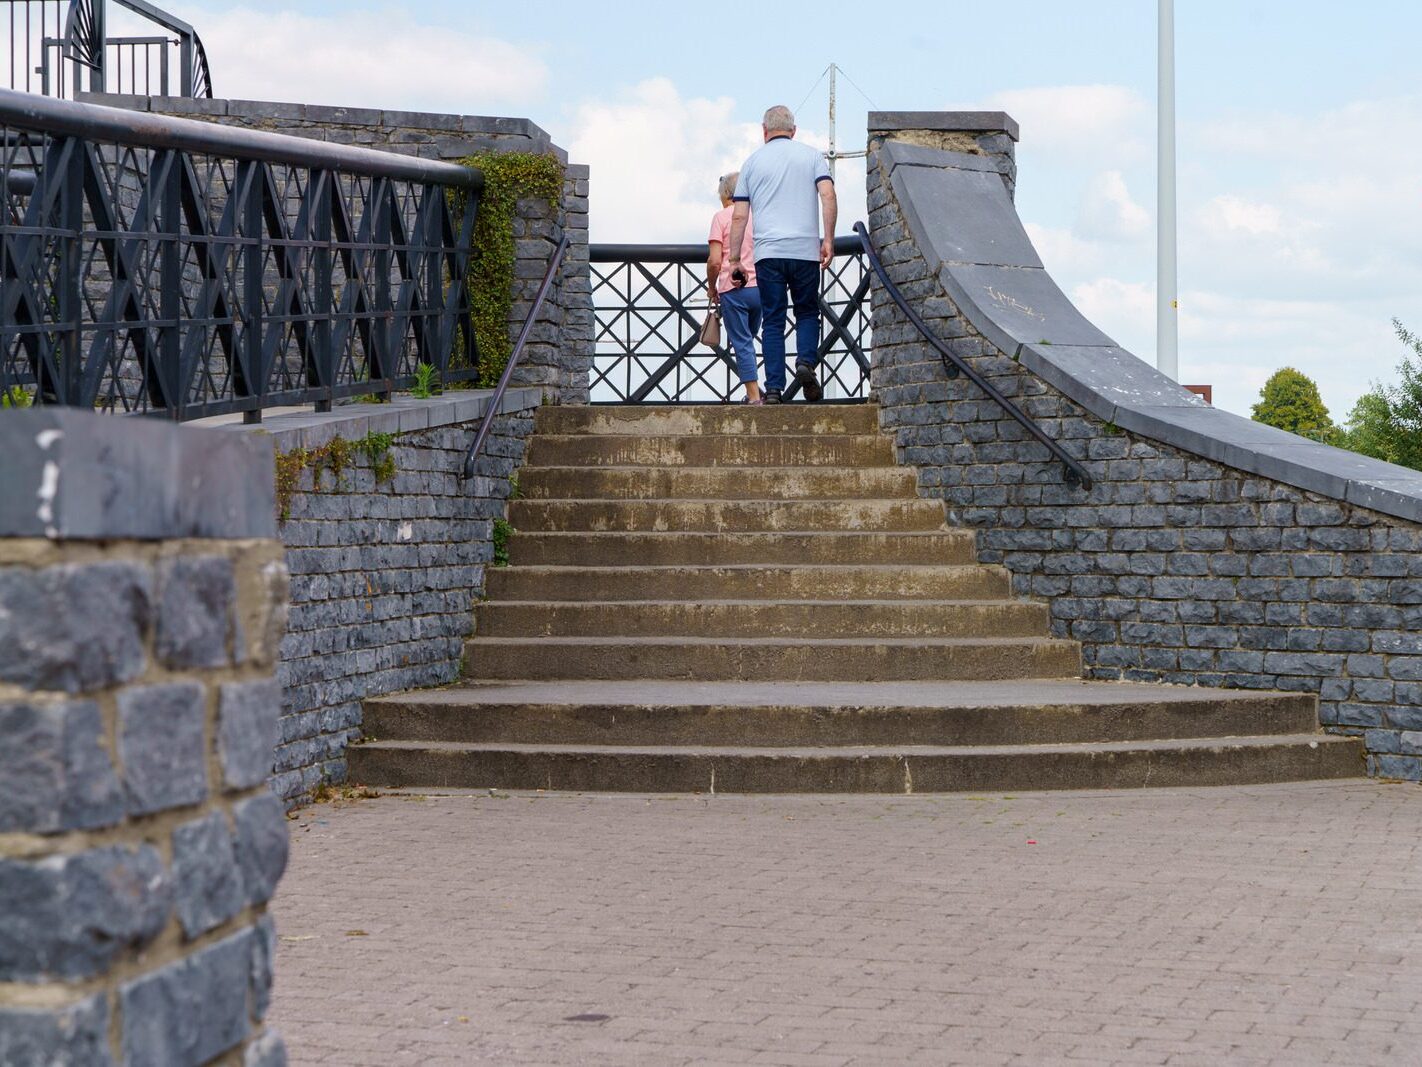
[756,257,819,393]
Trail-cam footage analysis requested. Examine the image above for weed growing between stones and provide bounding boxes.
[274,432,398,520]
[453,151,564,387]
[409,362,441,399]
[2,385,32,408]
[492,517,515,566]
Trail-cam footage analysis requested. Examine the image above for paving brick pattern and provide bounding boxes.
[270,783,1422,1065]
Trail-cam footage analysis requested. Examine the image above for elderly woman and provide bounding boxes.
[707,171,762,403]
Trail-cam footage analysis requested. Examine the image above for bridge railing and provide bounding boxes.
[590,234,872,403]
[6,0,213,99]
[0,88,483,422]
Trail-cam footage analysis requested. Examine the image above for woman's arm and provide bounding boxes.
[706,240,723,303]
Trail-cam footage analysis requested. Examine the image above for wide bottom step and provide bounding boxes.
[351,734,1363,794]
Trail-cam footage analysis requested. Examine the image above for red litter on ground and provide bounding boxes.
[1026,840,1037,845]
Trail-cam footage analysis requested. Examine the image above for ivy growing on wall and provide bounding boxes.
[456,152,564,387]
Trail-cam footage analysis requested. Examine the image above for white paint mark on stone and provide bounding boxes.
[397,522,414,541]
[35,430,63,537]
[709,766,716,795]
[903,758,913,795]
[36,429,63,450]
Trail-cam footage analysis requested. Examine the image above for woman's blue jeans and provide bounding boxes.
[719,286,762,385]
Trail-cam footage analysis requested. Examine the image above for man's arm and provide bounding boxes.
[727,201,750,266]
[817,178,838,268]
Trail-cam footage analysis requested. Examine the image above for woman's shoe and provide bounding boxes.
[744,396,764,405]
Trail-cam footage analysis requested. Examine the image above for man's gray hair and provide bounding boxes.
[763,105,795,132]
[718,171,739,202]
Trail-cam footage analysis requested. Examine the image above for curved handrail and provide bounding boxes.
[462,236,572,479]
[853,221,1092,491]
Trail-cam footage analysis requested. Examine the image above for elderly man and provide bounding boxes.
[727,104,837,403]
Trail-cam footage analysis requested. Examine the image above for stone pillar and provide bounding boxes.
[867,111,1019,200]
[0,410,290,1066]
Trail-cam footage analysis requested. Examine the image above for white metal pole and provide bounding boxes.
[827,63,838,180]
[1157,0,1179,381]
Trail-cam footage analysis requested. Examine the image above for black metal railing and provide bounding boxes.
[853,221,1093,491]
[7,0,212,99]
[1,88,483,422]
[463,235,570,478]
[590,234,871,403]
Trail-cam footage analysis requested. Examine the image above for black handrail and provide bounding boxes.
[853,221,1093,491]
[590,234,863,264]
[462,236,571,479]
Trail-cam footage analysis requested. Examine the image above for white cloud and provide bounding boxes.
[1071,278,1154,347]
[982,85,1150,162]
[1075,170,1150,243]
[568,79,865,245]
[568,79,760,243]
[177,7,547,112]
[1197,195,1282,237]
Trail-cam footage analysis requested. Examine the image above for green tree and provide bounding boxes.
[1335,319,1422,470]
[1251,366,1336,442]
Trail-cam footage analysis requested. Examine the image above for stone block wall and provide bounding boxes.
[867,114,1422,780]
[213,390,540,805]
[84,94,594,404]
[0,410,290,1065]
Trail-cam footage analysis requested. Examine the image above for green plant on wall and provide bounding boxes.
[491,517,515,567]
[409,361,441,399]
[2,385,32,409]
[274,431,398,521]
[456,152,564,387]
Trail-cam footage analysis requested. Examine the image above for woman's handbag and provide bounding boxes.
[699,305,721,349]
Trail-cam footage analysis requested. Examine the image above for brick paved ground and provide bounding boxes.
[269,783,1422,1066]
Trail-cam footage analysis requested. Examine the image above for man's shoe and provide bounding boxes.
[763,389,782,405]
[795,362,823,402]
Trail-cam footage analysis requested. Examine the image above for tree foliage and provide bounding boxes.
[1251,366,1336,442]
[1334,319,1422,471]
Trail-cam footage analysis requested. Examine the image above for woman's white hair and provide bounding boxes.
[718,171,739,202]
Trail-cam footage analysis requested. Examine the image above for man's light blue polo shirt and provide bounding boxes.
[733,136,831,263]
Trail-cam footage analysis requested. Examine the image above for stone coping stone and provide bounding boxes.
[80,94,555,143]
[893,164,1040,269]
[879,139,1422,526]
[869,111,1020,141]
[0,409,275,541]
[200,387,543,451]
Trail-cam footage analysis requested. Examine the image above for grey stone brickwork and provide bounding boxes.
[867,113,1422,782]
[84,93,594,405]
[0,410,289,1064]
[212,389,539,805]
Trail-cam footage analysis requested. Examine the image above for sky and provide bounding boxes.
[147,0,1422,419]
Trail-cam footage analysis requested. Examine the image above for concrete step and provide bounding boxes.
[349,734,1364,794]
[505,497,945,533]
[475,599,1050,639]
[485,563,1011,602]
[535,404,881,437]
[525,433,896,468]
[364,680,1324,747]
[518,465,920,501]
[462,635,1082,682]
[508,530,979,567]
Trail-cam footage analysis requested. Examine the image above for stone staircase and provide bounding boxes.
[350,404,1363,793]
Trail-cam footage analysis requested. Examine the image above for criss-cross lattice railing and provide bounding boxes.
[0,88,481,421]
[590,235,871,403]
